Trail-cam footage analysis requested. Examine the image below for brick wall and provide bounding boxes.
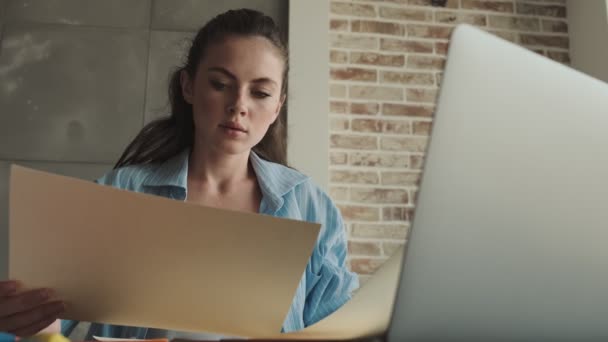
[328,0,569,282]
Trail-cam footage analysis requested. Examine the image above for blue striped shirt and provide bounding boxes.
[61,149,358,339]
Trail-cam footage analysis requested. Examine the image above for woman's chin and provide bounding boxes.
[215,141,253,156]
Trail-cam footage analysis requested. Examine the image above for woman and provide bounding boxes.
[0,9,358,339]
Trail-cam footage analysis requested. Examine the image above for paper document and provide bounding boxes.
[262,248,403,340]
[9,165,321,337]
[93,246,403,342]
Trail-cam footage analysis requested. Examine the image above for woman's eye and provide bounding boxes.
[253,91,271,99]
[210,80,228,90]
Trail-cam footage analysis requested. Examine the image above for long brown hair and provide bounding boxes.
[114,9,289,169]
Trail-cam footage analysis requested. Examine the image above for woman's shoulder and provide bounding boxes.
[251,154,338,213]
[253,156,331,202]
[285,171,341,222]
[293,177,334,206]
[95,163,158,191]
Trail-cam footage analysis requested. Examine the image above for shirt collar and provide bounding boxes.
[142,148,190,189]
[142,149,308,211]
[249,151,309,211]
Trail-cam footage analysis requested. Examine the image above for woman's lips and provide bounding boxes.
[220,122,247,132]
[219,123,247,137]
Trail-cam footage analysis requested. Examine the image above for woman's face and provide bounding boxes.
[181,35,285,156]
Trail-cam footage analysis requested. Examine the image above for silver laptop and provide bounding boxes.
[387,24,608,341]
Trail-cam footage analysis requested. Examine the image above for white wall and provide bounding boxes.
[288,0,330,190]
[567,0,608,83]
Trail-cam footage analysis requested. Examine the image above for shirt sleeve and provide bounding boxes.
[95,168,119,186]
[302,198,359,326]
[60,319,79,337]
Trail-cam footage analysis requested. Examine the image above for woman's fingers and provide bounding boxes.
[0,289,52,317]
[0,281,65,335]
[11,315,60,337]
[1,300,65,336]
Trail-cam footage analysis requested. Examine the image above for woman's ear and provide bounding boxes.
[180,69,194,104]
[273,94,286,122]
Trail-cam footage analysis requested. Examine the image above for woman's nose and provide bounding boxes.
[227,90,248,116]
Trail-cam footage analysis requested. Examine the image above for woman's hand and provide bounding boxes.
[0,280,65,336]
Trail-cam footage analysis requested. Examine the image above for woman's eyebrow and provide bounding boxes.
[208,67,278,86]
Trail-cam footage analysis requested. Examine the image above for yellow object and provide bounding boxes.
[20,333,70,342]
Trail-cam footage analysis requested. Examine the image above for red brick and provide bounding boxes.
[516,3,566,18]
[410,154,424,169]
[330,101,348,114]
[331,67,377,82]
[354,0,458,8]
[351,119,383,133]
[330,186,349,201]
[383,120,411,134]
[462,0,514,13]
[413,120,432,135]
[331,170,380,184]
[406,88,438,103]
[349,152,409,168]
[331,134,378,150]
[408,55,446,70]
[331,2,377,17]
[380,38,434,53]
[435,41,449,55]
[351,223,409,239]
[435,11,488,26]
[407,24,453,39]
[352,20,404,36]
[381,171,422,186]
[381,136,428,152]
[338,205,381,221]
[330,152,348,165]
[381,71,435,86]
[350,85,403,101]
[351,52,405,67]
[520,34,569,48]
[382,206,414,221]
[379,6,432,21]
[382,103,434,117]
[330,19,349,32]
[488,15,540,31]
[350,102,380,115]
[331,117,350,131]
[404,0,459,8]
[330,50,348,63]
[331,34,378,49]
[351,188,409,204]
[351,119,411,134]
[541,19,568,33]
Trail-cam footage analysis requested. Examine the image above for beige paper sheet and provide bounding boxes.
[93,248,404,341]
[9,165,321,338]
[262,247,404,340]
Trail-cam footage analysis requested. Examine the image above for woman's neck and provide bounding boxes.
[187,143,254,195]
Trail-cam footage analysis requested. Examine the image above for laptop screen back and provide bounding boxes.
[388,24,608,341]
